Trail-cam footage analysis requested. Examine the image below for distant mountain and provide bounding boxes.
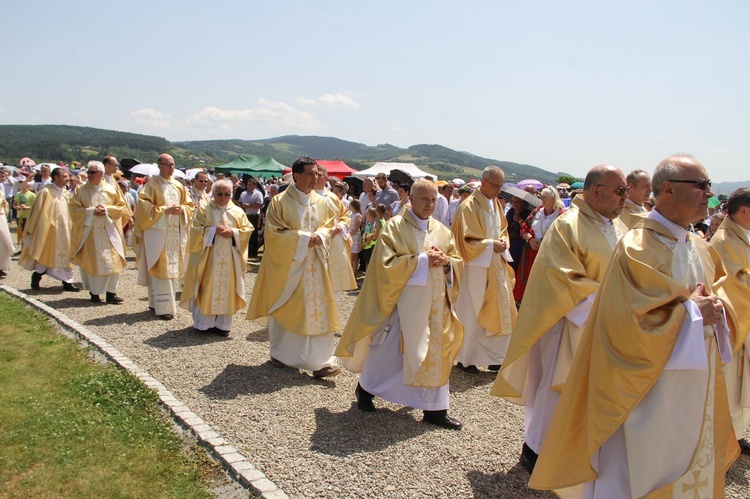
[0,125,568,183]
[713,180,750,195]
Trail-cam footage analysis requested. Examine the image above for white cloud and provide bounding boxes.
[296,96,317,106]
[318,93,360,108]
[186,100,322,131]
[130,108,171,130]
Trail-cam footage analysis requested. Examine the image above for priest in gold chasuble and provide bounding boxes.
[530,155,739,498]
[134,154,194,320]
[491,165,628,473]
[451,165,517,372]
[618,169,651,230]
[246,157,341,379]
[19,167,80,291]
[69,161,130,303]
[180,179,252,336]
[336,179,464,429]
[711,187,750,454]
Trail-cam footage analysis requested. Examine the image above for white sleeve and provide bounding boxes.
[469,240,494,267]
[405,253,429,287]
[565,292,597,328]
[293,232,312,262]
[664,300,709,370]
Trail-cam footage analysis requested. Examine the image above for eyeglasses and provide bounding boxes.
[214,192,231,197]
[595,184,629,196]
[158,162,175,167]
[87,170,100,174]
[668,179,712,191]
[196,179,209,182]
[484,179,503,189]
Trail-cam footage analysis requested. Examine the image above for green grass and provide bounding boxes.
[0,292,224,498]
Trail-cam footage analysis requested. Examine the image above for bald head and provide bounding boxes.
[651,155,713,228]
[582,165,628,220]
[409,179,438,220]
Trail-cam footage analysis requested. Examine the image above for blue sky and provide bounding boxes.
[2,0,748,182]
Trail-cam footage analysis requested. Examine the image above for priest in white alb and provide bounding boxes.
[491,165,628,473]
[68,161,129,304]
[530,155,739,498]
[134,154,194,320]
[451,165,516,373]
[336,179,464,429]
[246,156,341,379]
[19,167,81,292]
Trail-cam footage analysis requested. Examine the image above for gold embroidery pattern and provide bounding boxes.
[164,183,182,279]
[54,192,71,268]
[302,204,327,334]
[91,189,114,275]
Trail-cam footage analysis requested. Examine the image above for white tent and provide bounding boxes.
[352,162,432,180]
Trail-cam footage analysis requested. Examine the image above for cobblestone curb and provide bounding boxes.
[0,284,288,499]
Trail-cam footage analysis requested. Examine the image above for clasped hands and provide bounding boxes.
[308,232,324,247]
[216,225,233,238]
[691,282,725,326]
[93,204,107,216]
[492,238,508,253]
[165,205,183,215]
[427,246,450,268]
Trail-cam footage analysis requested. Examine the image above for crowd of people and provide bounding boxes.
[0,152,748,497]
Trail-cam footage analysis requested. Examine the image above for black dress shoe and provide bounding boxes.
[148,306,155,311]
[740,438,750,455]
[423,410,462,430]
[457,362,479,374]
[269,357,287,368]
[520,442,538,474]
[90,293,102,303]
[355,383,376,412]
[31,271,43,290]
[63,282,81,292]
[488,365,501,371]
[156,314,174,321]
[0,270,7,279]
[212,327,230,337]
[106,292,124,304]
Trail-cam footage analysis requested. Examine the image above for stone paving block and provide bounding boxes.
[221,452,245,464]
[214,445,238,455]
[196,429,219,441]
[251,478,277,494]
[205,437,227,447]
[239,468,266,483]
[231,461,256,472]
[262,490,289,499]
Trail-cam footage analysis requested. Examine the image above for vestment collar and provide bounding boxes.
[648,208,690,243]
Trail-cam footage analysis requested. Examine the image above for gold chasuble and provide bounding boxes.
[451,189,516,335]
[491,196,627,401]
[246,185,339,335]
[321,190,357,292]
[619,198,647,229]
[530,216,740,498]
[134,176,194,282]
[19,184,73,271]
[336,210,464,387]
[180,200,252,316]
[68,181,129,276]
[711,216,750,437]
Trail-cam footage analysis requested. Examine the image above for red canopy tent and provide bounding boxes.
[282,160,356,180]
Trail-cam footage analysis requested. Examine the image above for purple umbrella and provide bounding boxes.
[517,178,544,190]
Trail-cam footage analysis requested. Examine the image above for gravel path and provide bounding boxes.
[3,245,749,498]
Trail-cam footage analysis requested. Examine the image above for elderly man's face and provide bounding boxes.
[214,186,232,207]
[41,165,51,177]
[409,184,438,220]
[480,170,505,200]
[590,171,628,220]
[157,155,175,179]
[668,161,714,226]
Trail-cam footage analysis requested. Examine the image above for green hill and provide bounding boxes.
[0,125,569,183]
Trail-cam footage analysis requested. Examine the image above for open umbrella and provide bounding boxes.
[389,169,415,190]
[556,183,571,189]
[708,196,721,208]
[500,185,542,211]
[517,179,544,191]
[571,181,584,189]
[130,163,159,176]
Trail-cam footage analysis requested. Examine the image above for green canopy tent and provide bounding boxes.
[214,156,286,179]
[708,196,721,208]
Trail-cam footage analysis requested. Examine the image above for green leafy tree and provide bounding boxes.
[556,175,579,185]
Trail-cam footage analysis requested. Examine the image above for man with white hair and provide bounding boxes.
[180,179,253,336]
[134,153,194,320]
[337,179,464,429]
[19,167,80,291]
[451,165,516,373]
[68,161,130,304]
[34,164,52,193]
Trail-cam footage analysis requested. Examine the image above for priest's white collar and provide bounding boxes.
[409,209,430,231]
[50,183,63,192]
[293,184,312,204]
[596,212,612,225]
[649,208,690,243]
[625,198,645,213]
[480,192,495,212]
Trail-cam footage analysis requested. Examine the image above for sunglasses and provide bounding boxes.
[214,192,231,197]
[87,170,101,174]
[595,184,629,196]
[668,179,712,191]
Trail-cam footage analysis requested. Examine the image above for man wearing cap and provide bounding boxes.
[68,161,130,304]
[238,175,264,258]
[247,156,342,379]
[710,187,750,454]
[134,153,194,320]
[19,167,81,291]
[619,169,652,229]
[337,179,464,429]
[492,165,628,473]
[530,155,738,497]
[451,165,517,373]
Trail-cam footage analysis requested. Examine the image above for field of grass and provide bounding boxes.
[0,292,225,498]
